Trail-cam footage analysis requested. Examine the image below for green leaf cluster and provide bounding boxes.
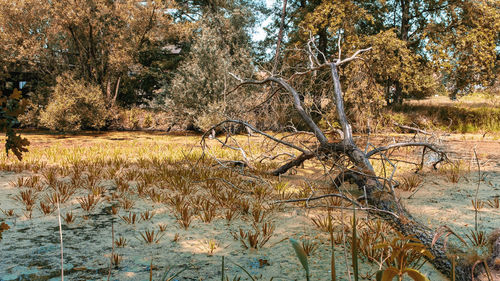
[0,89,29,160]
[39,74,109,132]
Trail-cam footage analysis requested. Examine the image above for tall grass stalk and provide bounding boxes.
[351,206,359,281]
[229,259,256,281]
[290,238,310,281]
[221,256,224,281]
[340,204,352,281]
[107,219,115,281]
[473,148,480,232]
[330,229,336,281]
[150,258,153,281]
[56,192,64,280]
[451,256,455,281]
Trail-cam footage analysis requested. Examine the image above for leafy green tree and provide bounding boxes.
[426,0,499,98]
[0,0,190,108]
[167,9,256,130]
[39,74,108,132]
[0,89,29,160]
[263,0,498,104]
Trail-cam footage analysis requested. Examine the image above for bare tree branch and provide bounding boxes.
[335,47,372,65]
[273,193,400,218]
[228,76,329,144]
[216,39,472,279]
[271,152,314,176]
[393,122,433,135]
[366,142,447,168]
[201,119,307,154]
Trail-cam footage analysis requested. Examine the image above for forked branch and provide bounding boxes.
[212,37,470,280]
[366,142,448,168]
[201,119,308,154]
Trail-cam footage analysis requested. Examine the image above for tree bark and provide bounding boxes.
[227,45,482,280]
[245,62,472,281]
[328,62,471,281]
[394,80,404,105]
[111,76,121,108]
[399,0,410,42]
[391,0,410,105]
[106,79,111,101]
[317,28,328,63]
[271,152,314,176]
[273,0,288,73]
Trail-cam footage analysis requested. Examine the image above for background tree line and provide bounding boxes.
[0,0,498,135]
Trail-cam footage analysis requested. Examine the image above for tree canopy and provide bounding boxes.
[0,0,191,105]
[262,0,499,103]
[0,0,498,157]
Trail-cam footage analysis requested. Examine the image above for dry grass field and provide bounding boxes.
[0,131,498,280]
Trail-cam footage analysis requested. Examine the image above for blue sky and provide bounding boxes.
[253,0,275,41]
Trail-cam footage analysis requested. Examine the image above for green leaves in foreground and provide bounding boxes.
[374,232,433,281]
[290,238,310,281]
[0,221,9,241]
[1,89,29,160]
[376,267,430,281]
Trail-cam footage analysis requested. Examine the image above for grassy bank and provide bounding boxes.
[383,95,500,134]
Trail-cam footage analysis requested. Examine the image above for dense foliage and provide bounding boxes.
[168,12,255,131]
[0,89,29,160]
[39,74,108,132]
[0,0,498,155]
[0,0,191,107]
[264,0,498,103]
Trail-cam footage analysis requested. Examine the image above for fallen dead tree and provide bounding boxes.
[199,39,492,280]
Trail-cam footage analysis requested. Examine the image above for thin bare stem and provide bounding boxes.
[56,199,64,280]
[473,148,480,232]
[272,0,287,74]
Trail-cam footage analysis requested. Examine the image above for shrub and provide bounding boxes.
[143,113,154,128]
[39,74,108,132]
[127,107,141,129]
[167,13,255,131]
[18,86,51,128]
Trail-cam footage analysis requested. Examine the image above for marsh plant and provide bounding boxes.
[119,196,135,210]
[0,208,15,217]
[111,253,122,268]
[438,160,468,183]
[486,197,499,208]
[115,236,128,247]
[120,212,140,225]
[357,220,391,264]
[204,239,219,255]
[77,194,101,212]
[174,203,194,229]
[140,210,155,221]
[223,206,239,222]
[14,189,37,217]
[63,212,75,224]
[311,211,335,233]
[139,229,164,244]
[197,199,217,223]
[375,233,433,281]
[39,201,54,215]
[300,236,319,257]
[158,223,168,232]
[232,221,275,249]
[250,202,269,224]
[9,177,29,188]
[399,174,423,192]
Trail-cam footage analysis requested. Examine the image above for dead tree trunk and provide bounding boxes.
[224,47,475,280]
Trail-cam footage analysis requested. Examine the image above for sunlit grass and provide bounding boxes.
[0,130,491,280]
